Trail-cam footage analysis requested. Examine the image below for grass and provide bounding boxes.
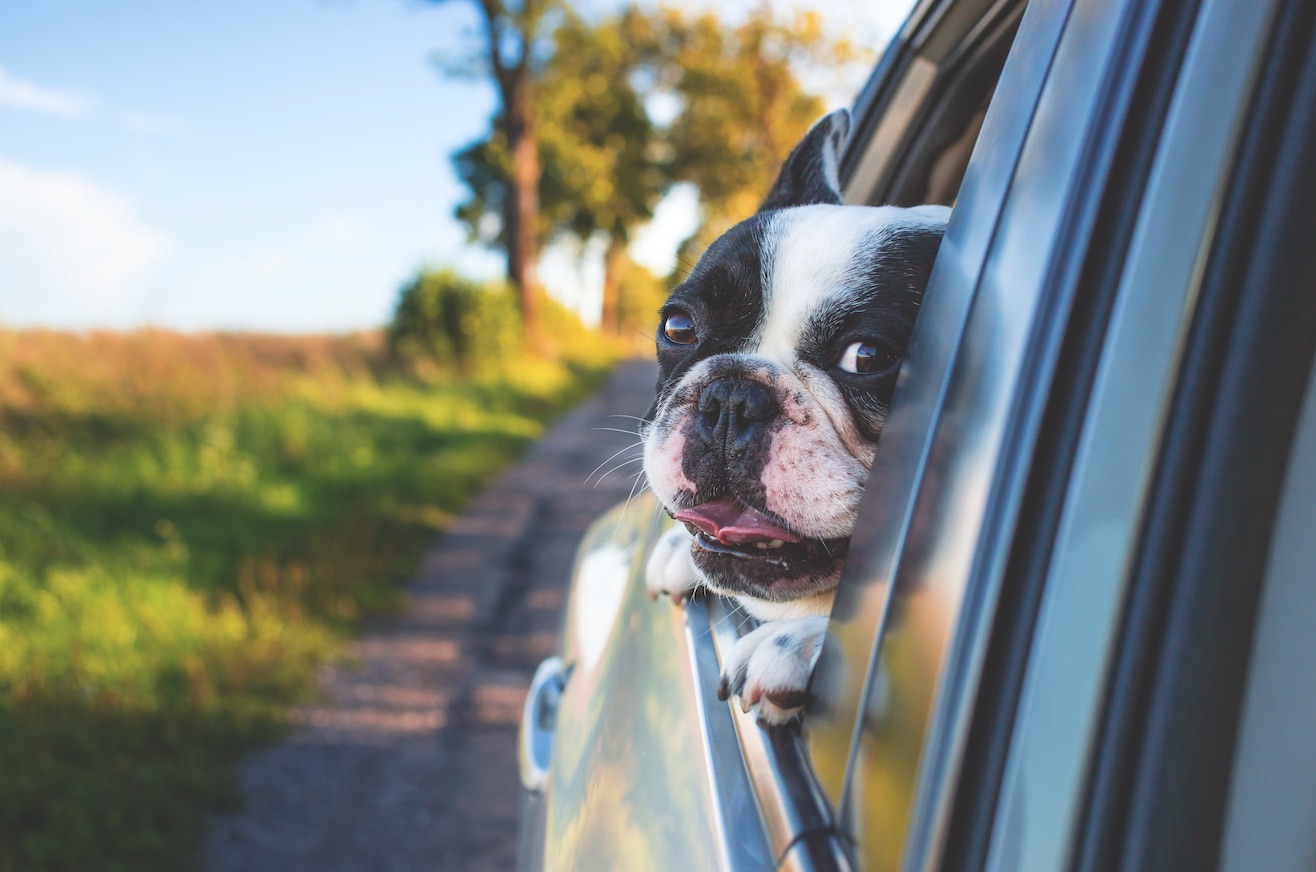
[0,328,615,871]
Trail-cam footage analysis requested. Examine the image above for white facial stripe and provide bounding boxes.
[754,204,948,364]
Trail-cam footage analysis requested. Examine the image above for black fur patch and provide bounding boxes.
[651,216,771,419]
[795,225,946,441]
[759,110,848,211]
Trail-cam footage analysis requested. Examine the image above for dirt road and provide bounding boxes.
[204,359,658,872]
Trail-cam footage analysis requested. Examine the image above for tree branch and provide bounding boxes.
[476,0,511,98]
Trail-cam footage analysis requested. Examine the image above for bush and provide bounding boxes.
[386,269,523,373]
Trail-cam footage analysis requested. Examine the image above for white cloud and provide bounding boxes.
[0,156,170,310]
[0,66,91,118]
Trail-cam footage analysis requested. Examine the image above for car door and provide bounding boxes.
[812,0,1313,871]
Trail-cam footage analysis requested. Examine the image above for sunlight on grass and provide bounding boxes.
[0,328,614,871]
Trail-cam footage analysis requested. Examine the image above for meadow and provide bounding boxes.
[0,328,614,871]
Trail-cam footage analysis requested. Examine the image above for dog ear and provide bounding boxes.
[759,109,851,211]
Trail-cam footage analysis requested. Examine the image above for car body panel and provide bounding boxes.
[532,495,776,872]
[1222,353,1316,872]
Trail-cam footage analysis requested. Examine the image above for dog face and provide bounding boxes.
[643,110,948,607]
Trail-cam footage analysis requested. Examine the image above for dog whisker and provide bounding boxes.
[699,601,758,640]
[585,441,645,485]
[607,470,651,545]
[590,426,645,438]
[701,606,738,638]
[608,414,651,435]
[592,456,645,488]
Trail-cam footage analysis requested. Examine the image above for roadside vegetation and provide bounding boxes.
[0,299,613,871]
[0,2,868,867]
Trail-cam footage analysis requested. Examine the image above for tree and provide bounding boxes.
[453,7,668,337]
[660,8,855,253]
[537,9,668,335]
[443,4,857,337]
[431,0,559,351]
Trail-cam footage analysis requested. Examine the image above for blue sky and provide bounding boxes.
[0,0,911,333]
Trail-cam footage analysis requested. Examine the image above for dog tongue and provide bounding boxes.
[674,497,802,545]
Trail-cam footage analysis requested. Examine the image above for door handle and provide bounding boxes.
[519,656,568,792]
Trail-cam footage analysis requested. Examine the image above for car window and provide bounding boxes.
[805,0,1040,818]
[842,0,1025,210]
[803,0,1062,840]
[681,2,1033,865]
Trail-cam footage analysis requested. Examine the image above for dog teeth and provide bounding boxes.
[754,539,786,550]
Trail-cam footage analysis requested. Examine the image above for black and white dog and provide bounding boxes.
[642,109,948,725]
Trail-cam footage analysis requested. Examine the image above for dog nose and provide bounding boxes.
[696,378,780,449]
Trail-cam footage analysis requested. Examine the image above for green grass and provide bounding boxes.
[0,329,614,871]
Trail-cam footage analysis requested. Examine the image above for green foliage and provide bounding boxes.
[386,267,619,372]
[660,8,853,244]
[428,0,562,336]
[448,5,858,299]
[0,329,612,870]
[387,268,523,373]
[452,7,668,254]
[536,8,668,247]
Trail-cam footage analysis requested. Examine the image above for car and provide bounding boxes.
[515,0,1316,868]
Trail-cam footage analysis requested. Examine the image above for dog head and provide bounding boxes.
[642,109,949,608]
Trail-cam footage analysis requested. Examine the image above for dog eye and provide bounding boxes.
[661,310,698,345]
[838,341,898,375]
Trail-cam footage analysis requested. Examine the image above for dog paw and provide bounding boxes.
[717,615,829,726]
[645,524,702,604]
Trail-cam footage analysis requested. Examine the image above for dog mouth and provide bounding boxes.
[674,496,847,568]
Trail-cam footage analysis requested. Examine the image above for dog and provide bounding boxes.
[642,108,949,725]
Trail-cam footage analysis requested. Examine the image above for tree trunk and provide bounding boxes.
[599,237,626,336]
[502,81,544,353]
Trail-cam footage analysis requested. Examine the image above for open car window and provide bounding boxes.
[692,0,1036,865]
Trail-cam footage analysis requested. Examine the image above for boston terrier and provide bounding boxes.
[642,108,949,725]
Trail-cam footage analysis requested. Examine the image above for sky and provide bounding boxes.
[0,0,914,333]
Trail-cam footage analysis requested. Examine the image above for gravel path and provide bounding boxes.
[204,359,658,872]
